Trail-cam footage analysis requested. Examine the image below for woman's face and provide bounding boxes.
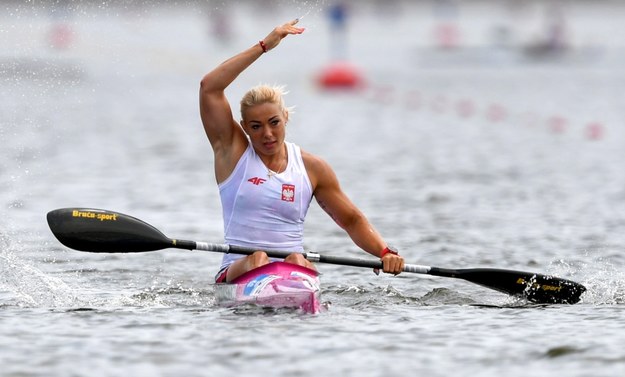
[241,102,288,156]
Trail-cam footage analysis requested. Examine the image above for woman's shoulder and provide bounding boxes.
[300,149,326,170]
[300,148,338,189]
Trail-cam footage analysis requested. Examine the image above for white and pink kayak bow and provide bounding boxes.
[214,262,321,314]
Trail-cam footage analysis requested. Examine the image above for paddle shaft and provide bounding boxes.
[172,240,577,293]
[105,237,525,280]
[184,240,431,273]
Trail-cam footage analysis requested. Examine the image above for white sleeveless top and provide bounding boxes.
[216,141,313,275]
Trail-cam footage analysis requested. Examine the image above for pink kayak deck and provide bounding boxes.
[214,262,321,314]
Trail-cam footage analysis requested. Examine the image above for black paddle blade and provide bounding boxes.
[430,267,586,304]
[47,208,173,253]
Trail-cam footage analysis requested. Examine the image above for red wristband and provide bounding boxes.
[259,40,268,53]
[380,246,398,258]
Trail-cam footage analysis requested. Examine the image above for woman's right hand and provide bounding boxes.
[261,19,305,52]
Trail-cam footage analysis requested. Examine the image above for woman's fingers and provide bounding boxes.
[282,19,305,35]
[261,19,305,52]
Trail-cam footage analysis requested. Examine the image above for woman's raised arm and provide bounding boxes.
[199,19,305,153]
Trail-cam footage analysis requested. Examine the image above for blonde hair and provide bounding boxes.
[240,84,294,120]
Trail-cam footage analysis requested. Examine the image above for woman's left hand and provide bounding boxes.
[381,253,404,275]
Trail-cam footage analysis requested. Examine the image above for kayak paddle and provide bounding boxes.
[46,208,586,304]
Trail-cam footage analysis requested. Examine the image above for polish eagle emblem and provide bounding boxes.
[281,184,295,202]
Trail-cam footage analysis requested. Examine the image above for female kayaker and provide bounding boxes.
[199,19,404,283]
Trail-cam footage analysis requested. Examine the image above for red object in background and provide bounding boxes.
[317,61,365,89]
[435,22,460,49]
[456,99,475,118]
[586,122,605,140]
[486,103,507,123]
[49,23,74,50]
[548,116,568,134]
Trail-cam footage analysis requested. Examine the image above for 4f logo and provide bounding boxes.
[248,177,266,185]
[281,184,295,202]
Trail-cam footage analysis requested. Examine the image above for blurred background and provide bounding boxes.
[2,0,625,284]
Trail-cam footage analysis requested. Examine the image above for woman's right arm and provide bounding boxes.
[199,46,263,153]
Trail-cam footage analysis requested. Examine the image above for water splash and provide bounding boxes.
[0,244,78,308]
[132,283,216,308]
[287,0,326,32]
[323,283,424,309]
[420,287,477,306]
[550,254,625,305]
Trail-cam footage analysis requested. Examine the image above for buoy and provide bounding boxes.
[49,23,73,50]
[455,99,475,118]
[586,122,605,140]
[486,103,507,122]
[317,61,365,90]
[548,116,567,134]
[435,22,460,49]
